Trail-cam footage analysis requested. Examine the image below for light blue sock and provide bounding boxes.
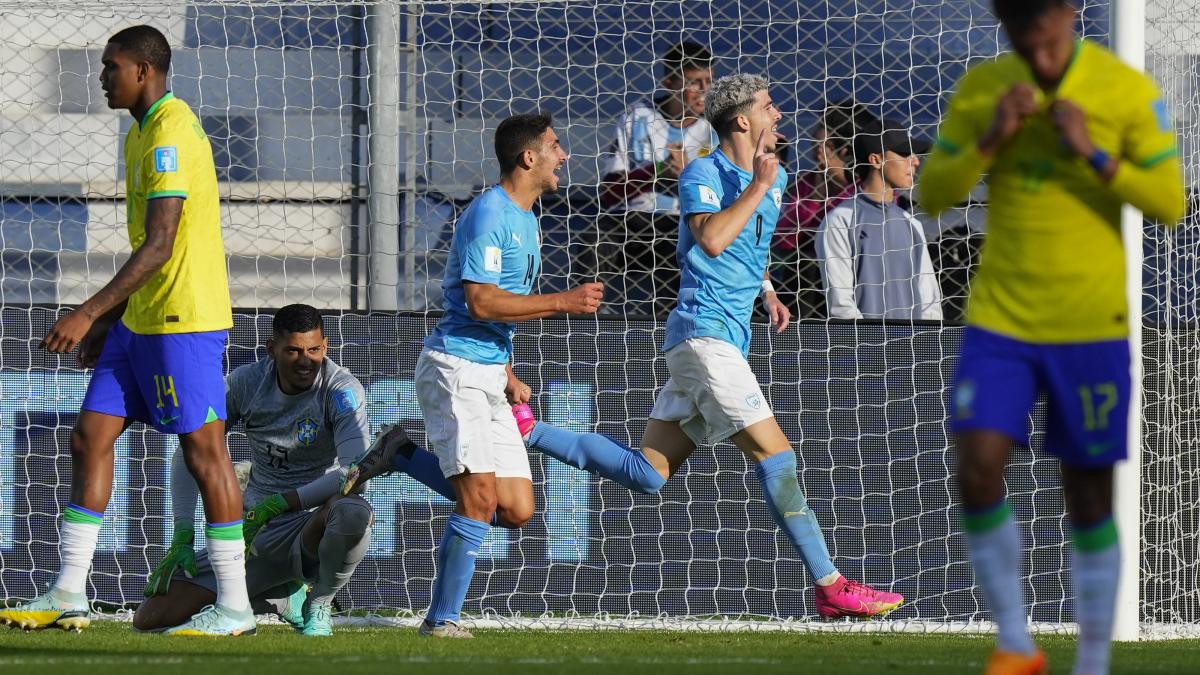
[394,446,504,527]
[962,500,1036,656]
[426,513,489,625]
[528,422,666,494]
[1071,517,1119,675]
[392,443,456,502]
[754,451,838,582]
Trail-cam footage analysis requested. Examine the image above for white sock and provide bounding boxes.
[965,503,1036,656]
[1072,525,1120,675]
[206,533,251,613]
[54,511,102,596]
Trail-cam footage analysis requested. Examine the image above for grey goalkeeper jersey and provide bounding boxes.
[228,357,371,507]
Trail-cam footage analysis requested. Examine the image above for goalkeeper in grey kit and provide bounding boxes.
[136,304,454,635]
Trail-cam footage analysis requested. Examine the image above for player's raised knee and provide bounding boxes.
[452,479,499,521]
[327,495,374,535]
[494,502,533,529]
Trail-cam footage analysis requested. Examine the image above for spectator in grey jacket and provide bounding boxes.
[816,119,942,320]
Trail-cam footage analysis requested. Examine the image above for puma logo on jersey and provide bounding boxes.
[512,232,522,245]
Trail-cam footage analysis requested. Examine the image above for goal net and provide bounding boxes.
[0,0,1195,637]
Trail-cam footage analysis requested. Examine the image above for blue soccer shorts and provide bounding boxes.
[949,326,1131,468]
[81,320,228,435]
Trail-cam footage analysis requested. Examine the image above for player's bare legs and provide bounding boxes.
[729,416,791,460]
[956,430,1012,511]
[448,472,532,528]
[165,419,254,635]
[452,472,499,523]
[639,419,698,480]
[0,411,130,631]
[734,417,902,618]
[179,420,241,523]
[494,477,534,528]
[1060,465,1114,530]
[957,430,1044,674]
[419,471,516,638]
[69,411,130,512]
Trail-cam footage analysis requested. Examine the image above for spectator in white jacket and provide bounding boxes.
[816,119,943,321]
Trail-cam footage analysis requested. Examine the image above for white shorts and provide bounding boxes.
[649,337,774,445]
[414,349,533,480]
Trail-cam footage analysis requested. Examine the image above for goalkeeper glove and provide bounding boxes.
[243,492,290,554]
[143,521,198,597]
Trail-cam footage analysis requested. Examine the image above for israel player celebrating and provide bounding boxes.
[134,304,457,636]
[415,113,603,638]
[513,75,904,618]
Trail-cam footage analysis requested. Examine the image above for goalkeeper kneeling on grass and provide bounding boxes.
[135,303,455,636]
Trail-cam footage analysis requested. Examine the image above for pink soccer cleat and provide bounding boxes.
[512,403,537,441]
[814,577,903,619]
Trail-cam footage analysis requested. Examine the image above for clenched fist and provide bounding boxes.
[559,282,604,314]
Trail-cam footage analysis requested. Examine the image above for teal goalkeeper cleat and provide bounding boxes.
[300,598,333,637]
[0,589,90,631]
[165,604,256,636]
[278,583,308,631]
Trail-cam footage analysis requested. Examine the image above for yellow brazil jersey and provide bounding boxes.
[123,92,232,335]
[918,40,1184,343]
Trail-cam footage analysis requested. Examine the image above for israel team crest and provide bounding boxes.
[296,418,319,446]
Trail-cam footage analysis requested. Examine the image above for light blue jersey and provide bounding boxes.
[425,186,541,364]
[664,149,787,355]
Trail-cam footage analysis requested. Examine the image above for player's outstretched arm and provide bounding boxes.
[688,130,777,257]
[464,280,603,322]
[41,197,183,354]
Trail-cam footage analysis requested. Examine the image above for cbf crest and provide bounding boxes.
[296,418,319,446]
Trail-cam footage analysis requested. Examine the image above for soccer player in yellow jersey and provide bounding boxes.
[0,26,252,636]
[919,1,1184,674]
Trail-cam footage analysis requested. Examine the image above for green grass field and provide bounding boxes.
[1,622,1197,674]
